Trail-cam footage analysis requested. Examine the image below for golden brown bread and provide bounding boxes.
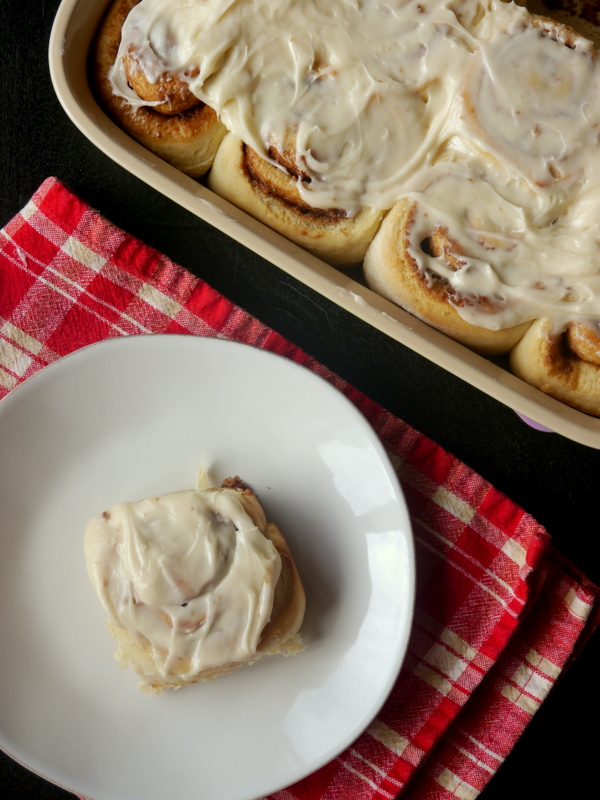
[93,0,226,177]
[363,198,532,356]
[208,134,384,267]
[123,51,201,115]
[219,477,306,658]
[510,319,600,416]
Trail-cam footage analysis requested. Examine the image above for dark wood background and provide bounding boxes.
[1,1,599,798]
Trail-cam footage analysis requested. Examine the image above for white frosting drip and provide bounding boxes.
[109,0,600,331]
[85,487,282,683]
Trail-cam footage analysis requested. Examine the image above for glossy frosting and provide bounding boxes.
[110,0,600,331]
[84,486,282,683]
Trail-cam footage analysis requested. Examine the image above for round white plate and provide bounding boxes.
[0,334,415,800]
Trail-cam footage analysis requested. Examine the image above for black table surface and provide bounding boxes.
[2,1,599,798]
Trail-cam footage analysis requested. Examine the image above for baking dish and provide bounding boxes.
[49,0,600,448]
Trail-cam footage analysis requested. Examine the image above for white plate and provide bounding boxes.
[0,334,415,800]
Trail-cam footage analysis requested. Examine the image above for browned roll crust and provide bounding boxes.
[111,477,306,694]
[208,133,384,267]
[93,0,226,177]
[218,477,306,657]
[510,319,600,416]
[363,198,532,356]
[123,51,201,115]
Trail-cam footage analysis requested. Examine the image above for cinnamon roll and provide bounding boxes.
[460,13,600,189]
[363,161,534,355]
[510,319,600,416]
[84,476,306,693]
[208,134,384,267]
[93,0,226,178]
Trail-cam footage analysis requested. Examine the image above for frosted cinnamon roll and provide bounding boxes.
[85,476,306,693]
[94,0,226,178]
[363,160,540,355]
[510,319,600,416]
[460,13,600,190]
[208,134,384,267]
[363,141,600,356]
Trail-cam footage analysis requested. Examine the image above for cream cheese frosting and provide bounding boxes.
[109,0,600,332]
[84,486,282,684]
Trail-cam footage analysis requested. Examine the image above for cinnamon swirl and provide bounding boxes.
[510,319,600,416]
[460,13,600,189]
[363,177,532,355]
[208,134,384,267]
[94,0,226,178]
[84,476,306,693]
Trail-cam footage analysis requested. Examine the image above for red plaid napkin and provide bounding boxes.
[1,178,599,799]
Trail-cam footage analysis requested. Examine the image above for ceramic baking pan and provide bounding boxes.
[48,0,600,448]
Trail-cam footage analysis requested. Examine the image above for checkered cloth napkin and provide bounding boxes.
[1,178,599,799]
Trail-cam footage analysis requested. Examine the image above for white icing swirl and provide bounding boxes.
[84,487,282,683]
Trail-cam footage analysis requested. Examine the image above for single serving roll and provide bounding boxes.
[84,475,306,693]
[460,13,600,189]
[363,182,533,356]
[208,134,384,267]
[94,0,226,178]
